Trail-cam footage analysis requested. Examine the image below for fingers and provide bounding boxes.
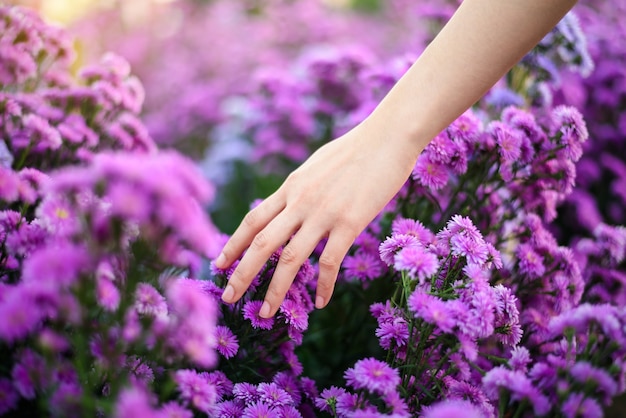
[221,211,299,305]
[215,194,285,269]
[315,228,356,309]
[260,225,326,317]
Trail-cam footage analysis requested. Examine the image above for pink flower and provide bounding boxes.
[344,358,400,395]
[215,325,239,359]
[394,245,439,283]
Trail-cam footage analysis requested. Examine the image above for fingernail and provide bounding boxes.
[259,301,271,318]
[221,285,235,303]
[215,253,226,268]
[315,295,325,309]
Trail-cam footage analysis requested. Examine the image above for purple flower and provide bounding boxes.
[37,328,69,353]
[412,154,449,190]
[448,110,482,143]
[35,193,81,237]
[444,378,494,418]
[335,392,359,416]
[450,233,489,267]
[215,325,239,359]
[166,279,218,368]
[204,371,233,401]
[561,393,603,418]
[375,316,409,350]
[493,284,522,346]
[516,243,545,279]
[408,291,456,333]
[161,402,193,418]
[490,121,523,163]
[96,275,120,312]
[548,303,622,342]
[134,283,167,318]
[11,349,46,399]
[0,378,19,415]
[127,357,154,387]
[243,300,275,330]
[113,386,161,418]
[443,215,482,239]
[299,376,318,402]
[392,217,435,245]
[509,346,531,373]
[0,166,20,202]
[570,362,618,405]
[280,344,304,376]
[49,382,82,416]
[343,250,383,281]
[174,369,216,413]
[257,382,293,407]
[482,366,550,416]
[552,105,588,157]
[457,281,497,339]
[315,386,347,413]
[48,151,219,258]
[379,234,420,266]
[23,113,62,150]
[273,372,302,405]
[279,299,308,331]
[233,382,259,404]
[242,401,279,418]
[425,132,456,165]
[344,358,400,395]
[394,245,439,283]
[502,106,545,148]
[21,241,92,287]
[593,223,626,264]
[4,220,48,257]
[421,399,483,418]
[211,400,245,418]
[0,286,46,342]
[278,405,303,418]
[354,230,384,254]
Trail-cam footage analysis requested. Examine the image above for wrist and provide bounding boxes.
[361,99,431,163]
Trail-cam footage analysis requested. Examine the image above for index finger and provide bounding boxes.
[214,193,285,269]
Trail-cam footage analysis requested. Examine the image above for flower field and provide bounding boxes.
[1,1,625,417]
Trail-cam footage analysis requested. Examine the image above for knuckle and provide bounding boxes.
[251,232,268,250]
[279,246,298,265]
[243,209,259,228]
[284,170,301,185]
[318,254,340,271]
[340,221,360,239]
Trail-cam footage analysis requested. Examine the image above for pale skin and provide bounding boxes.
[216,0,578,318]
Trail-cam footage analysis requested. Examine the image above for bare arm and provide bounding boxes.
[370,0,577,153]
[217,0,578,318]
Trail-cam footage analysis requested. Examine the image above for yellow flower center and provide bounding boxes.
[55,207,69,219]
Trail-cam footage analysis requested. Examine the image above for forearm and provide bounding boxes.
[366,0,578,152]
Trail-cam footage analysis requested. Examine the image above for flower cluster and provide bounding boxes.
[68,0,427,152]
[316,358,408,417]
[550,1,626,237]
[206,237,319,405]
[1,6,222,417]
[298,36,621,413]
[3,2,626,417]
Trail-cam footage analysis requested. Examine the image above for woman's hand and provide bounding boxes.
[215,0,578,318]
[215,119,420,318]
